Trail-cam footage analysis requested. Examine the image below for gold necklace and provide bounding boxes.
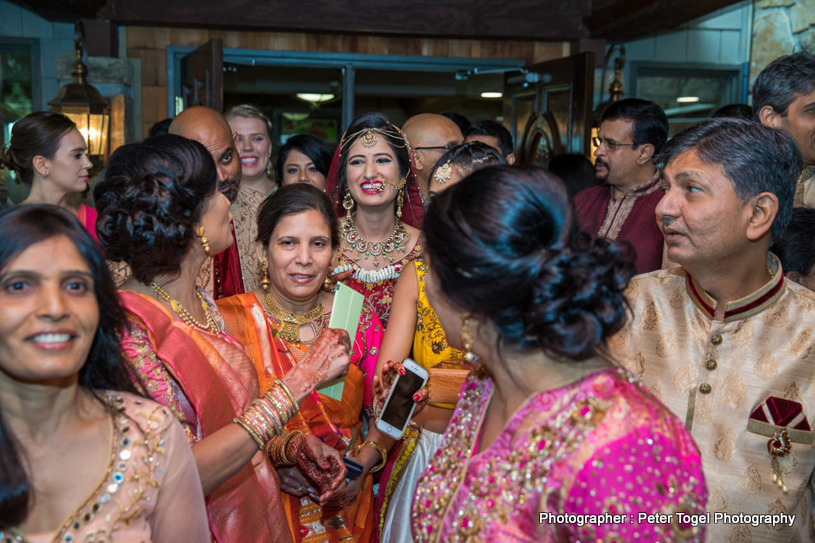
[151,282,220,334]
[262,291,324,344]
[341,213,408,267]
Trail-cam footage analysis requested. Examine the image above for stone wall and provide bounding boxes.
[750,0,815,84]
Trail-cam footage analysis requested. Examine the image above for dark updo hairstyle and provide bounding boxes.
[428,141,506,191]
[333,112,411,214]
[0,111,77,185]
[274,134,333,188]
[0,204,138,530]
[423,165,635,362]
[257,183,339,249]
[94,134,217,284]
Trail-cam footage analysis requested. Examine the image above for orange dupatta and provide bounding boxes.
[218,292,378,543]
[119,291,291,543]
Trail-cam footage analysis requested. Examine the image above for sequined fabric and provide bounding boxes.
[4,392,209,543]
[411,368,707,542]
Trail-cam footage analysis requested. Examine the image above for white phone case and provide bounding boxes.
[376,358,429,439]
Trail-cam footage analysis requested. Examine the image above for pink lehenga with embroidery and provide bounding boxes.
[412,367,707,543]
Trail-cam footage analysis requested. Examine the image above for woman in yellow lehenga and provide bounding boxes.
[218,184,389,543]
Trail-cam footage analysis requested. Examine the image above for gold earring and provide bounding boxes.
[199,226,211,256]
[260,259,270,292]
[396,186,404,220]
[460,313,475,362]
[343,190,355,211]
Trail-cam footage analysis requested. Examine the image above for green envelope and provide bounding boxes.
[317,283,364,400]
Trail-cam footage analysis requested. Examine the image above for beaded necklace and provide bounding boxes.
[261,291,324,344]
[341,213,408,267]
[150,283,220,335]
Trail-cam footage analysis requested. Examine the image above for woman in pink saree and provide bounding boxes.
[409,166,707,542]
[94,135,352,543]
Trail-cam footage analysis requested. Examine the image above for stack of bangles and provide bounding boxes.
[357,440,388,473]
[234,379,299,450]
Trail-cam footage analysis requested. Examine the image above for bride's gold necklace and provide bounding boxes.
[262,291,324,344]
[151,282,220,334]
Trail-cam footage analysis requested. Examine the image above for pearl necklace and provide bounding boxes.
[341,213,409,267]
[150,283,220,334]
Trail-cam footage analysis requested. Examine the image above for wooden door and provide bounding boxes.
[180,39,224,112]
[504,52,594,169]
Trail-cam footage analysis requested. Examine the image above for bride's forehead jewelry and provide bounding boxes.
[341,127,408,155]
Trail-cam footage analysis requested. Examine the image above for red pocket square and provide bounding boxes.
[750,396,811,431]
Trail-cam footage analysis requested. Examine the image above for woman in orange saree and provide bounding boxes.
[94,136,352,543]
[219,184,389,543]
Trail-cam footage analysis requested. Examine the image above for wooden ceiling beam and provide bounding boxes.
[585,0,744,41]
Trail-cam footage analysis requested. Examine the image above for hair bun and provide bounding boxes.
[521,234,635,359]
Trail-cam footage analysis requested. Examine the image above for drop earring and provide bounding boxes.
[199,226,211,256]
[396,186,404,220]
[260,259,270,292]
[343,190,355,211]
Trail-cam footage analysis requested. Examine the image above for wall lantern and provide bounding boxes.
[48,23,110,161]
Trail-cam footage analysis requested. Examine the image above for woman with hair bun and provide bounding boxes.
[94,134,353,542]
[0,111,95,240]
[411,166,707,542]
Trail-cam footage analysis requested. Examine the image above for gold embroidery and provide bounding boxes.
[694,393,713,426]
[657,273,673,287]
[656,331,678,358]
[731,321,754,350]
[625,278,640,301]
[767,499,787,531]
[689,313,710,343]
[764,302,789,327]
[669,287,686,309]
[789,331,813,360]
[673,362,697,394]
[707,485,727,512]
[721,371,746,407]
[754,350,779,380]
[642,301,659,331]
[737,464,763,494]
[624,352,646,378]
[703,342,719,365]
[714,429,737,462]
[650,381,663,401]
[794,288,815,311]
[607,324,630,351]
[783,382,803,404]
[728,524,752,543]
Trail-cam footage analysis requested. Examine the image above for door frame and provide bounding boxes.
[167,47,525,130]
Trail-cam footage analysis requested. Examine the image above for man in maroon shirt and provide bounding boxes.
[574,98,668,274]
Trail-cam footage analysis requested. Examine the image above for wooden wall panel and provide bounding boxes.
[127,25,569,133]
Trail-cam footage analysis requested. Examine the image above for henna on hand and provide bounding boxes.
[285,328,352,398]
[289,434,346,495]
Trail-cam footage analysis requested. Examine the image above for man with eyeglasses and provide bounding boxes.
[574,98,668,274]
[402,113,464,206]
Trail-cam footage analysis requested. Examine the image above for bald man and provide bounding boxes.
[170,106,244,298]
[402,113,463,203]
[169,106,241,203]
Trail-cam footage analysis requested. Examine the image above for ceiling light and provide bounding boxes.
[296,93,335,103]
[676,96,700,103]
[481,92,503,99]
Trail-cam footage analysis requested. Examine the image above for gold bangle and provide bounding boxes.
[265,390,292,427]
[234,416,265,449]
[254,399,283,435]
[358,440,387,473]
[274,379,299,414]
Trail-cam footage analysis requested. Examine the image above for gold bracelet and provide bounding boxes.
[265,390,292,427]
[253,398,283,435]
[358,440,387,473]
[234,416,265,449]
[274,379,299,415]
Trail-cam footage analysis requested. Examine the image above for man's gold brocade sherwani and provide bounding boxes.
[609,256,815,543]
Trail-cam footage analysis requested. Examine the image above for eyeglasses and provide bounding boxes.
[414,144,456,152]
[592,137,637,152]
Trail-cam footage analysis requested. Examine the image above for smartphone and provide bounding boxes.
[376,358,429,439]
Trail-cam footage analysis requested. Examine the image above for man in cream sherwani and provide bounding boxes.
[609,117,815,543]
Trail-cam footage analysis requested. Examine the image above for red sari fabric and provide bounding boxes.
[119,291,290,543]
[77,204,99,244]
[212,224,245,299]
